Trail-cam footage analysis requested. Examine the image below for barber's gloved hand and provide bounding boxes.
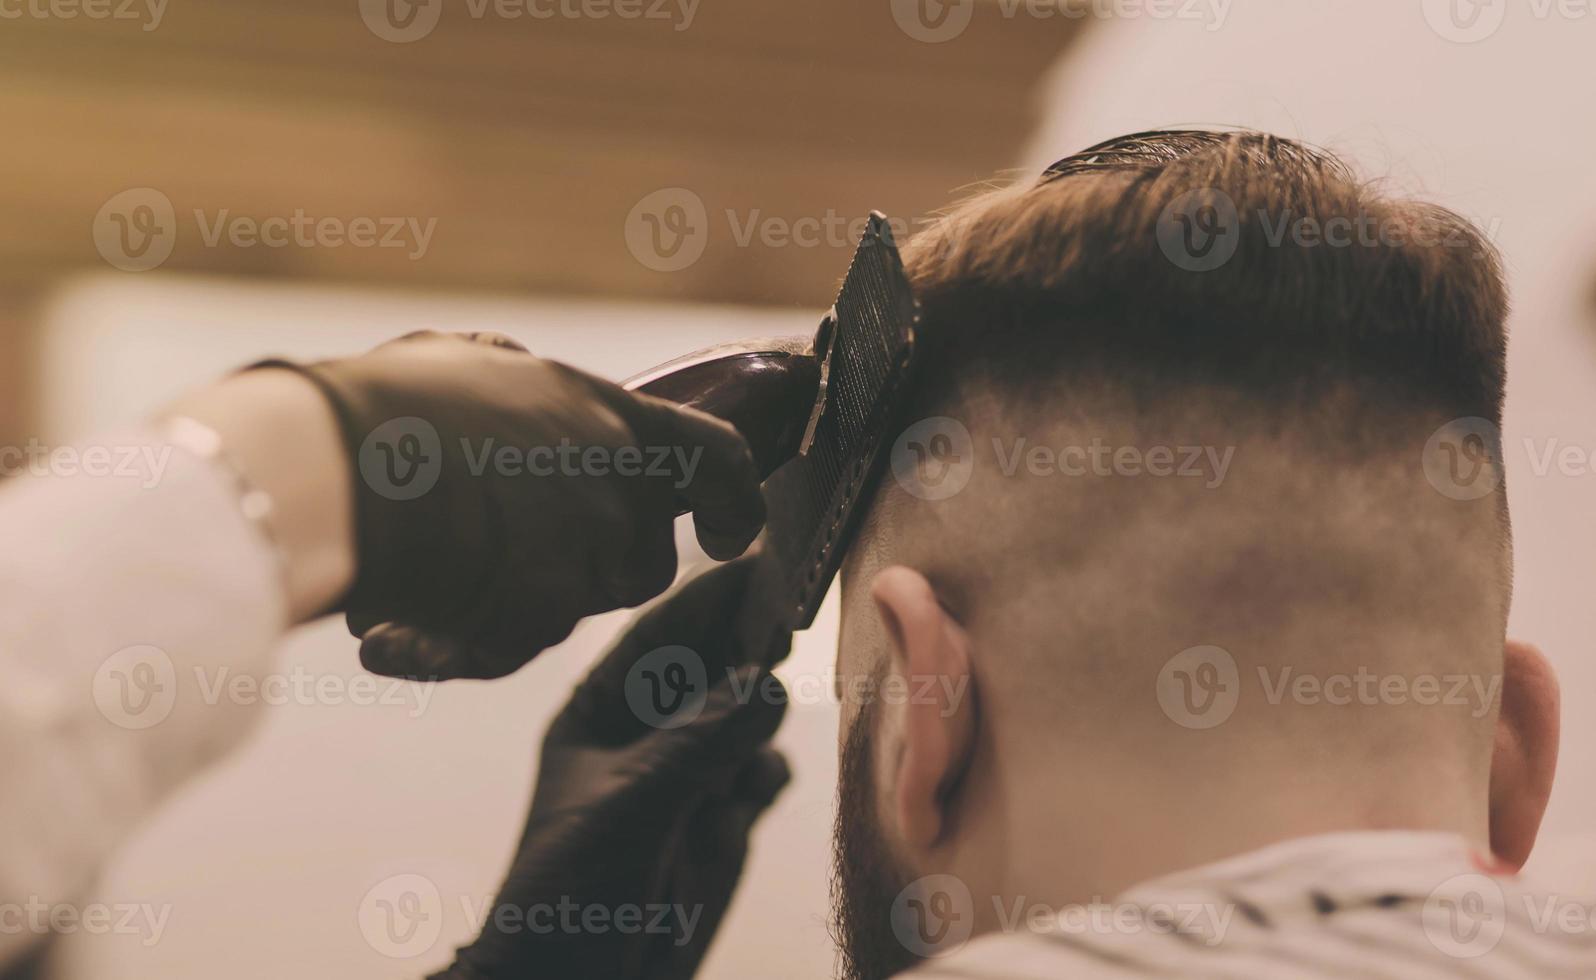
[433,557,791,980]
[262,330,766,680]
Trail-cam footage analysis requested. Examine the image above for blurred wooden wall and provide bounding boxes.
[0,0,1084,440]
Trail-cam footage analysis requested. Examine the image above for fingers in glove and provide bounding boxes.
[375,328,443,350]
[460,330,529,353]
[345,609,384,639]
[624,394,765,561]
[630,666,788,798]
[646,747,792,980]
[373,328,527,357]
[562,557,761,738]
[604,504,680,609]
[557,365,765,561]
[359,624,477,680]
[359,620,575,681]
[730,746,791,814]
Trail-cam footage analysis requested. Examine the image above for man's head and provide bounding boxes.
[827,130,1559,979]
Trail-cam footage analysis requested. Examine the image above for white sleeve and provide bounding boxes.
[0,427,287,965]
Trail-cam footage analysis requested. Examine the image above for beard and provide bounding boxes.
[830,698,921,980]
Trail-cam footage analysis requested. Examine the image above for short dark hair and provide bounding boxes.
[900,129,1508,430]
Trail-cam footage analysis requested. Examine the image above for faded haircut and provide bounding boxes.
[844,128,1514,646]
[898,129,1508,438]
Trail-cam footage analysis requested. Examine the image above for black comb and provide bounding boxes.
[757,214,919,643]
[627,212,920,664]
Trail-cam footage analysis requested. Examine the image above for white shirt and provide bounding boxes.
[0,428,285,966]
[908,831,1596,979]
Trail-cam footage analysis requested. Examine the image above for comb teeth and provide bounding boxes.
[761,212,919,636]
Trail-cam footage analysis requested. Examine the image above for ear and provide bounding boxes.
[869,565,977,854]
[1490,639,1560,870]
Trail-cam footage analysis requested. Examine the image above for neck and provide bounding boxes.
[939,692,1492,936]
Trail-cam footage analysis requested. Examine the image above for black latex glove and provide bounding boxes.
[261,330,766,680]
[432,557,792,980]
